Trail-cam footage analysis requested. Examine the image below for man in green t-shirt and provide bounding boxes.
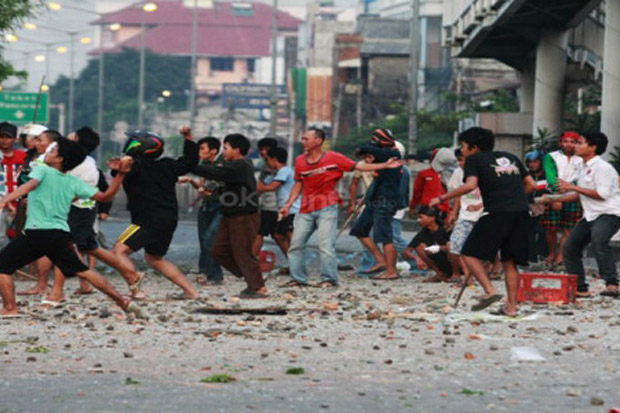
[0,137,139,317]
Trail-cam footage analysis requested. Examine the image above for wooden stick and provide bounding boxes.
[453,273,473,307]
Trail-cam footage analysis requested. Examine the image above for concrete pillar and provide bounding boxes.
[601,0,620,157]
[533,30,568,137]
[519,60,535,113]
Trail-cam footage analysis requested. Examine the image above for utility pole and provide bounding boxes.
[189,0,198,129]
[69,32,76,132]
[269,0,278,137]
[408,0,420,157]
[138,0,146,129]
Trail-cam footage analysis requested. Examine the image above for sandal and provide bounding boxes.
[370,273,400,280]
[238,289,269,299]
[490,306,518,317]
[128,272,146,296]
[600,289,620,298]
[471,294,503,311]
[315,280,339,288]
[279,280,308,288]
[362,266,386,275]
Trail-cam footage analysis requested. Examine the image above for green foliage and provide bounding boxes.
[49,48,191,133]
[285,367,305,375]
[25,346,49,353]
[609,146,620,174]
[0,0,39,83]
[564,85,601,134]
[530,127,558,153]
[460,388,484,396]
[334,104,463,157]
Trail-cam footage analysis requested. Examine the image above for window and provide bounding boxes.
[211,57,234,71]
[232,2,253,16]
[247,58,255,73]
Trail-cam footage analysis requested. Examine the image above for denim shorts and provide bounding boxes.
[350,200,396,244]
[449,219,476,255]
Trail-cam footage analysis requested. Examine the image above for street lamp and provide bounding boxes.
[4,34,18,42]
[138,1,159,129]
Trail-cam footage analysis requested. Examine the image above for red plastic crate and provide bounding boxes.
[517,273,577,304]
[259,251,276,273]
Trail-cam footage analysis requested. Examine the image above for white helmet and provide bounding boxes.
[20,123,48,137]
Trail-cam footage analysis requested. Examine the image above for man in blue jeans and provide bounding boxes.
[279,128,404,288]
[542,132,620,298]
[180,136,224,285]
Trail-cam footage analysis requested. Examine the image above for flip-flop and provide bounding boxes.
[370,273,400,280]
[576,291,593,299]
[0,313,25,319]
[600,290,620,298]
[40,299,66,308]
[279,280,308,288]
[490,306,518,317]
[238,289,270,299]
[471,294,503,311]
[128,272,146,296]
[362,266,386,275]
[314,280,339,288]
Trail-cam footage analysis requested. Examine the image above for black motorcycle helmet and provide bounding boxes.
[123,130,165,159]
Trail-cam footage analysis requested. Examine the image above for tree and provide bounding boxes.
[49,48,191,133]
[0,0,38,82]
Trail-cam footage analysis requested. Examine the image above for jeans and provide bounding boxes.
[288,204,339,284]
[528,215,548,262]
[563,215,620,292]
[197,202,223,280]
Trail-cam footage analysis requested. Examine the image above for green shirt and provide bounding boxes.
[26,164,98,232]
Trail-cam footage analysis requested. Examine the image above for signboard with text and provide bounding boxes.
[0,92,49,125]
[221,83,286,109]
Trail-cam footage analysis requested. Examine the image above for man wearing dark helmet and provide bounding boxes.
[110,127,200,300]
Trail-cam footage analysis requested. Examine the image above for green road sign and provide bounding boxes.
[0,92,49,125]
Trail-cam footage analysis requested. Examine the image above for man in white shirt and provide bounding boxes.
[543,132,620,298]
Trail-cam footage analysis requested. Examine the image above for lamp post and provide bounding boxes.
[269,0,278,138]
[138,2,158,129]
[189,0,198,129]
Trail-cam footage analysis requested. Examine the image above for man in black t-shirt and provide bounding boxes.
[431,127,535,316]
[404,206,452,282]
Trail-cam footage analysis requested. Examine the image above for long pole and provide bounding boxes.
[138,0,146,129]
[97,26,105,163]
[408,0,419,156]
[269,0,278,137]
[44,44,51,81]
[69,32,76,132]
[189,0,198,129]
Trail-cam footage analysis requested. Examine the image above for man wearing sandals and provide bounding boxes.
[279,128,404,288]
[540,132,620,298]
[430,127,535,316]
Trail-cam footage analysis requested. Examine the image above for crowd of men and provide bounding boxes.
[0,120,618,319]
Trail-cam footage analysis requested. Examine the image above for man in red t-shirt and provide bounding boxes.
[0,122,27,246]
[410,150,449,216]
[279,128,403,287]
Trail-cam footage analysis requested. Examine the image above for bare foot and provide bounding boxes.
[1,309,19,316]
[370,272,399,280]
[17,286,48,296]
[73,288,94,296]
[44,294,65,303]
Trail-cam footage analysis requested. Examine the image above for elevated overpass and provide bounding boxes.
[443,0,619,152]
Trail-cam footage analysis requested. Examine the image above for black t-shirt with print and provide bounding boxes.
[408,226,450,249]
[464,151,529,212]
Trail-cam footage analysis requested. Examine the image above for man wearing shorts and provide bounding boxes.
[542,131,583,266]
[431,127,535,316]
[0,137,138,317]
[350,129,403,280]
[446,148,483,281]
[112,128,199,300]
[253,137,282,257]
[257,147,300,254]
